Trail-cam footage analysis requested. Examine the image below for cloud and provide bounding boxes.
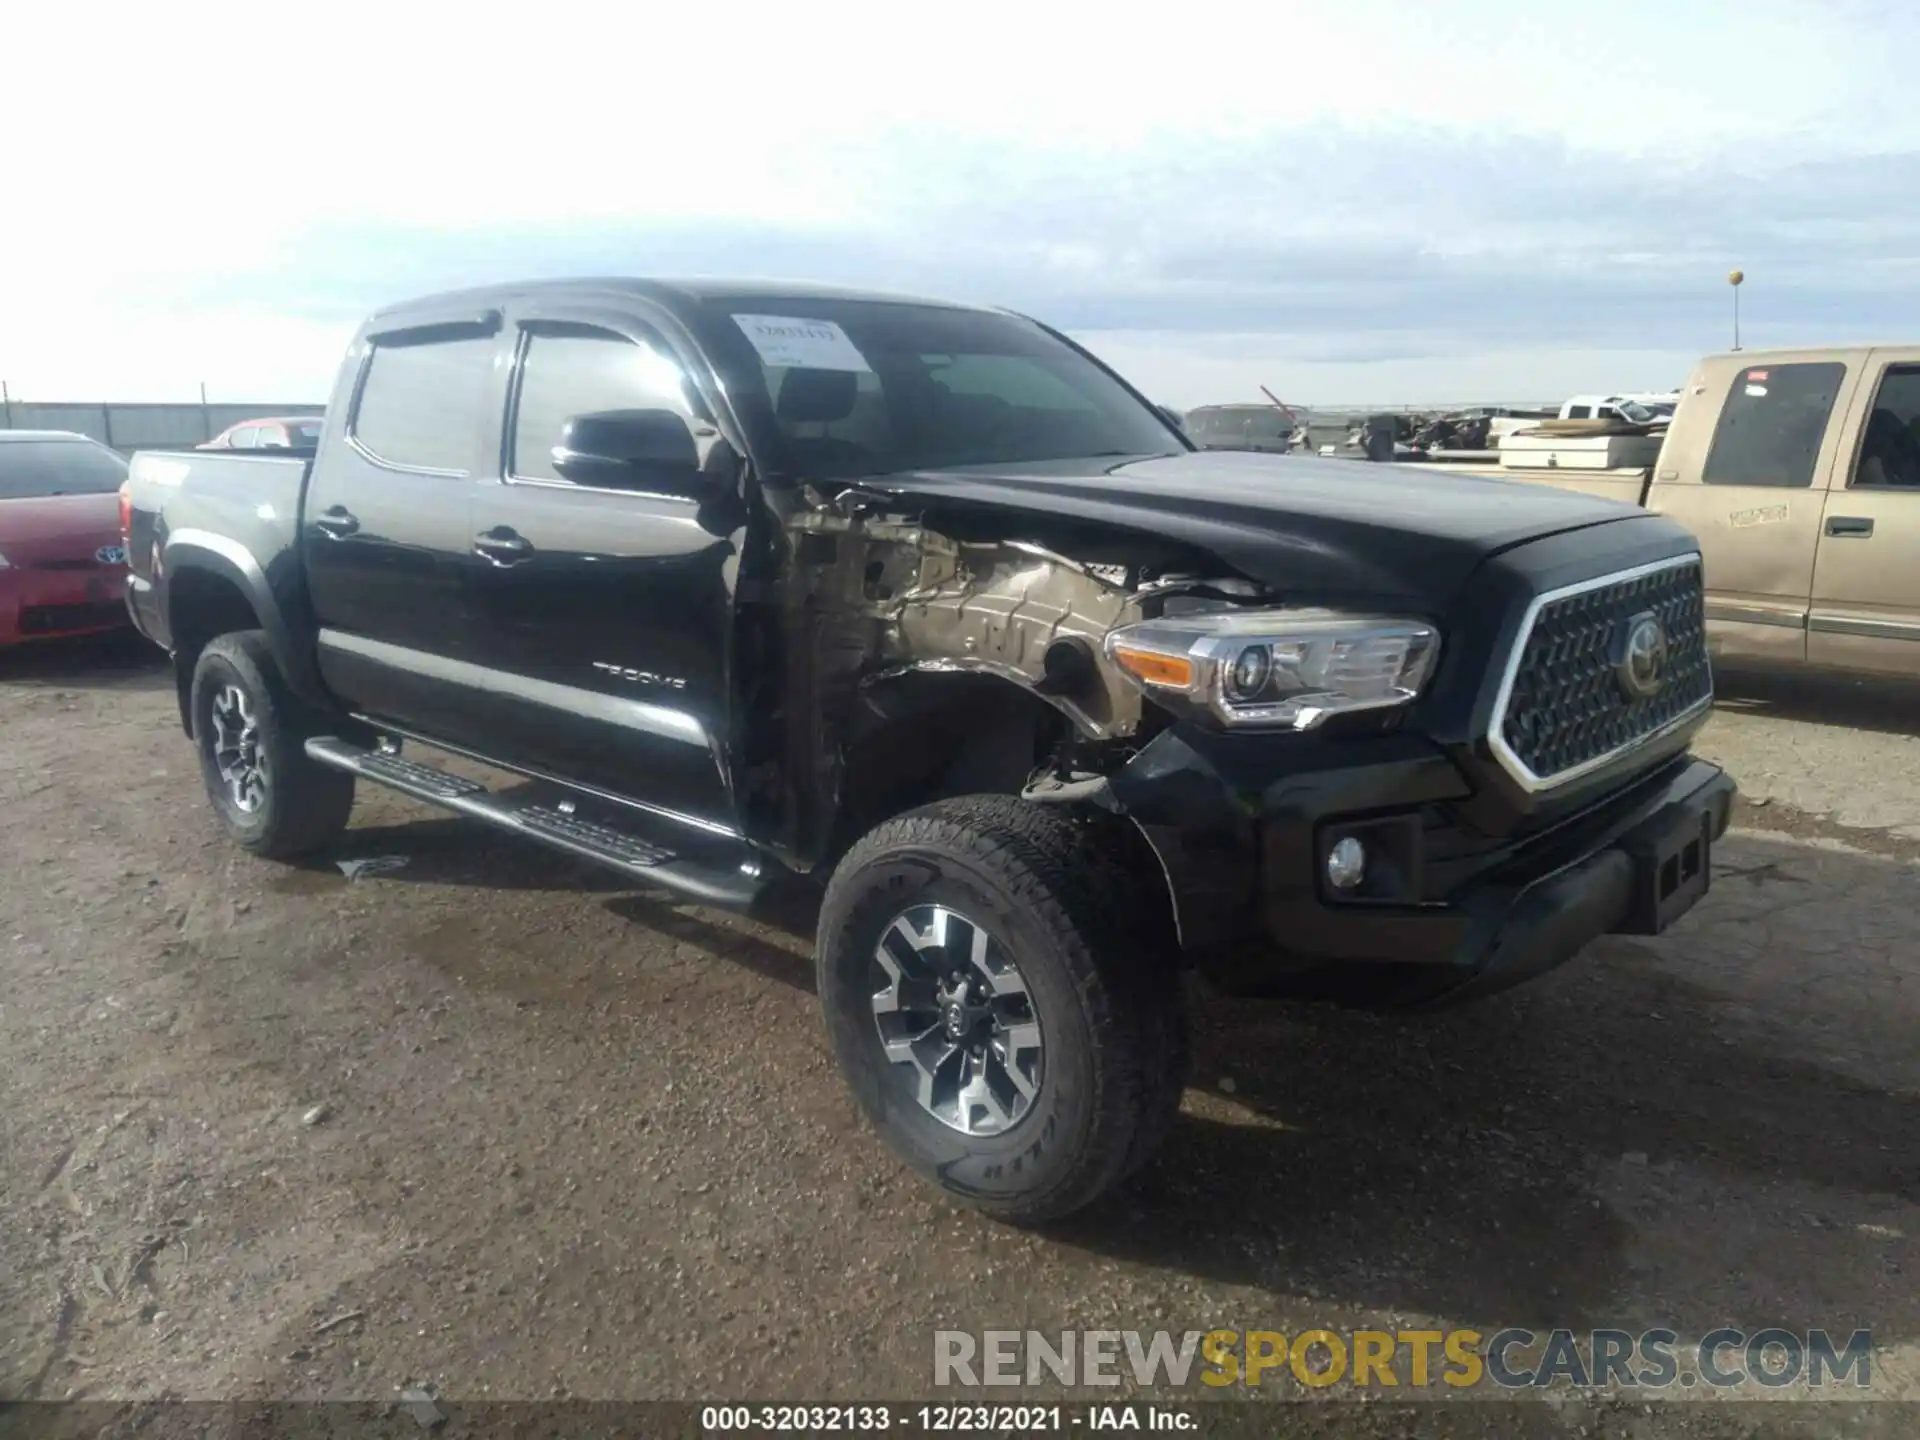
[171,131,1920,357]
[5,0,1918,399]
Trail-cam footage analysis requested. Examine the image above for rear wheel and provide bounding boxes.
[190,631,354,859]
[817,796,1186,1224]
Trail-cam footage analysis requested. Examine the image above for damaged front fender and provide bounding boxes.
[769,501,1166,871]
[770,494,1271,885]
[791,509,1149,742]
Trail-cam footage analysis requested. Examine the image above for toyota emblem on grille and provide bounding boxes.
[1613,611,1668,699]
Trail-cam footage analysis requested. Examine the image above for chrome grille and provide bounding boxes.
[1490,556,1711,789]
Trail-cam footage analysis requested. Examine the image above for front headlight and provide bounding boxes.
[1105,608,1439,730]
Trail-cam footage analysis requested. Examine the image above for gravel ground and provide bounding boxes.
[4,633,1919,1436]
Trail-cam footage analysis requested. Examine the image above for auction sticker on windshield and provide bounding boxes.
[734,314,873,372]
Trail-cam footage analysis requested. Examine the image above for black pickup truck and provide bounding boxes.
[123,278,1734,1222]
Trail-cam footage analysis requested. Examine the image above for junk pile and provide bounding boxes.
[1411,413,1493,452]
[1495,396,1673,470]
[1344,396,1674,467]
[1345,410,1513,460]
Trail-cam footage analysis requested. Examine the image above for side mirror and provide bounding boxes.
[551,409,702,495]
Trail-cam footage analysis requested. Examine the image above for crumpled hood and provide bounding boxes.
[865,450,1648,610]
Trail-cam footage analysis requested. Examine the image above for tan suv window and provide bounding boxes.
[1853,365,1920,489]
[1701,361,1845,488]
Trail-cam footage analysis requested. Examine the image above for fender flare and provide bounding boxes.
[162,529,327,708]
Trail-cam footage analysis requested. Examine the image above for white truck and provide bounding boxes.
[1558,393,1681,421]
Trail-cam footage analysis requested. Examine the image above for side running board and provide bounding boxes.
[304,735,763,908]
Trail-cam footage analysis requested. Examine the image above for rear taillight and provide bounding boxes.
[118,481,132,540]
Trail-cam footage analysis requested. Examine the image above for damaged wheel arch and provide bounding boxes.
[776,499,1228,959]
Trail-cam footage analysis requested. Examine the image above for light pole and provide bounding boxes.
[1728,269,1744,351]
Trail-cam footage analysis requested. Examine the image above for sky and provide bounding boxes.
[4,0,1918,408]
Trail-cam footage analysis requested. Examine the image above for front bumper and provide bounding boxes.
[0,567,129,646]
[1112,726,1735,1008]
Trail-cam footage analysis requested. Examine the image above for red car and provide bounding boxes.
[199,415,324,451]
[0,431,133,647]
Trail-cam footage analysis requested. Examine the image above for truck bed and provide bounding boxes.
[124,448,313,653]
[1400,456,1652,508]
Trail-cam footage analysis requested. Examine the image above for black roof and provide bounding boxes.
[369,276,996,326]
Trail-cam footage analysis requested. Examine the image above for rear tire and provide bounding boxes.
[817,795,1186,1224]
[190,630,355,859]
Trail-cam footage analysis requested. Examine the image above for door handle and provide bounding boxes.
[473,528,535,565]
[313,506,359,539]
[1825,515,1875,538]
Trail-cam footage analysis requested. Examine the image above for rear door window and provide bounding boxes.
[0,439,129,498]
[1702,362,1846,487]
[351,333,495,473]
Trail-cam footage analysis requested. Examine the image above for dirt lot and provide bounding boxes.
[4,634,1919,1434]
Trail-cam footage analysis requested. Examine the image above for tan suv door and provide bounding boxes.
[1808,349,1920,676]
[1648,351,1860,667]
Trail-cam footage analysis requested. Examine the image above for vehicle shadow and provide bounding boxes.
[1713,663,1920,738]
[601,889,817,994]
[0,629,169,692]
[1051,992,1912,1329]
[285,810,631,894]
[1045,834,1920,1342]
[269,767,1920,1349]
[577,830,1920,1345]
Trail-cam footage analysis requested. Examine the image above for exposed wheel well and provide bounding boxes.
[167,568,264,734]
[836,674,1063,846]
[831,672,1178,955]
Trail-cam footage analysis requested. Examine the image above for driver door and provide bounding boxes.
[460,302,743,834]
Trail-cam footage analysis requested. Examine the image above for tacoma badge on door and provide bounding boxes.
[592,660,687,689]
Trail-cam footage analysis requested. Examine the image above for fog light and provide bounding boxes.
[1326,836,1367,890]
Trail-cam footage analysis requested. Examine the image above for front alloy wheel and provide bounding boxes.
[817,795,1188,1224]
[872,904,1043,1137]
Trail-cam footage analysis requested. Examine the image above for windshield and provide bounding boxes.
[0,439,128,499]
[703,299,1182,479]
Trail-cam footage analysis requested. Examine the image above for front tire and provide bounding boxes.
[817,796,1186,1224]
[190,630,355,859]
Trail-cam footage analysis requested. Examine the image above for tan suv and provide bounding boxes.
[1412,346,1920,678]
